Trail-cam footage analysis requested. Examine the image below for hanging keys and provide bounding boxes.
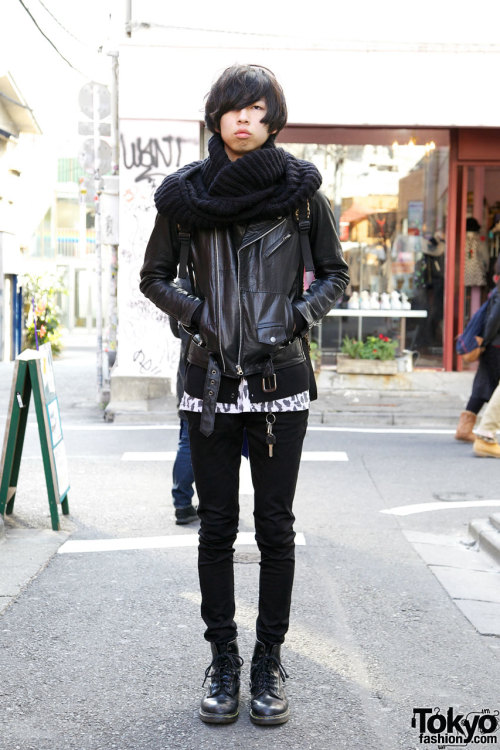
[265,413,276,458]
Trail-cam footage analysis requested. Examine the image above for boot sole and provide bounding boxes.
[250,708,290,726]
[199,709,239,724]
[474,450,500,458]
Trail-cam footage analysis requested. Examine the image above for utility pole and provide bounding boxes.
[78,80,112,404]
[106,51,119,370]
[93,81,104,397]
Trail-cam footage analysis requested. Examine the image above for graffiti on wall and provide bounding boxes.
[121,135,190,183]
[118,120,200,380]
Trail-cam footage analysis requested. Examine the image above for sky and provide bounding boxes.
[1,0,500,146]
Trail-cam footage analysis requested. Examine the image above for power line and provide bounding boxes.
[133,21,500,54]
[16,0,84,73]
[34,0,95,48]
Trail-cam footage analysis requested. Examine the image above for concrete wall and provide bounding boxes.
[115,118,200,387]
[119,41,500,128]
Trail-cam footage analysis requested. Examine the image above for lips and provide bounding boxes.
[235,129,250,137]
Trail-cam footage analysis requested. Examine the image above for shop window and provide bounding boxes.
[280,136,450,367]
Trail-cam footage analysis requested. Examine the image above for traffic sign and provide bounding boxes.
[78,82,111,120]
[78,138,112,175]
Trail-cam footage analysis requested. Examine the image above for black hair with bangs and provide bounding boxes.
[204,64,288,135]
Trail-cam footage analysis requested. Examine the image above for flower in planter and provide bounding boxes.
[23,272,67,355]
[341,333,397,361]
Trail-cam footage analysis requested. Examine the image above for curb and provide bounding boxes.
[469,514,500,565]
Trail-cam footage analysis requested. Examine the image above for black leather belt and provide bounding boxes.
[199,354,221,437]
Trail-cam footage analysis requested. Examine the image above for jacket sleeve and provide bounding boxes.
[482,289,500,346]
[292,190,350,329]
[139,213,204,328]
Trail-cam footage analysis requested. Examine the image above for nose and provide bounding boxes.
[237,108,249,122]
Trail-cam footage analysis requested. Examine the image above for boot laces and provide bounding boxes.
[250,654,289,693]
[202,652,244,689]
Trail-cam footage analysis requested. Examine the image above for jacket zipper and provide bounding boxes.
[264,232,292,258]
[236,219,287,374]
[237,242,244,375]
[215,230,226,372]
[239,218,287,251]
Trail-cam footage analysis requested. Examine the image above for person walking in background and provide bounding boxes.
[169,286,197,525]
[140,64,349,726]
[455,257,500,441]
[473,380,500,457]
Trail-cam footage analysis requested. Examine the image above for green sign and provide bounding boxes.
[0,345,69,531]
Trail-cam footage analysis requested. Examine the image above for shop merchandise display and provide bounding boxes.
[347,290,411,310]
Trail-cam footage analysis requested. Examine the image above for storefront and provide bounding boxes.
[278,126,500,371]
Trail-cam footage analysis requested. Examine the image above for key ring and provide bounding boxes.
[266,413,276,426]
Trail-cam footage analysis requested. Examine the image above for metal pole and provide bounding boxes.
[125,0,132,37]
[93,82,103,397]
[108,52,119,366]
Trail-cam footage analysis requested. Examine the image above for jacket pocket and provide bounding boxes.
[256,322,288,347]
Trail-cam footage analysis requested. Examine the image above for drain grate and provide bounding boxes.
[433,491,484,503]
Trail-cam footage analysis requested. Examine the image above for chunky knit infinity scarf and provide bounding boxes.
[154,133,322,229]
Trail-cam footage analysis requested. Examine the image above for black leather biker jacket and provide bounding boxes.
[140,190,349,379]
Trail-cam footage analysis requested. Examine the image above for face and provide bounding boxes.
[219,100,276,161]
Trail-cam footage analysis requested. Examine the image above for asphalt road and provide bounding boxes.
[0,339,499,749]
[1,416,500,750]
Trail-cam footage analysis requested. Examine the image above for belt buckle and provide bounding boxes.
[262,374,277,393]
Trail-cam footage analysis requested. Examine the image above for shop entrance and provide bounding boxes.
[443,129,500,371]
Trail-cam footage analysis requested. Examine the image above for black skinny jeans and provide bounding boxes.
[187,409,308,645]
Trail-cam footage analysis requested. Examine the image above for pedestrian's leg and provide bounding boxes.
[187,412,245,724]
[245,409,308,725]
[172,418,197,524]
[245,410,308,644]
[172,419,195,508]
[476,383,500,438]
[187,412,243,643]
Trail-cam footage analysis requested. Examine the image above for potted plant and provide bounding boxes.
[23,272,67,356]
[337,333,398,374]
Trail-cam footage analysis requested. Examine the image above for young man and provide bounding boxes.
[140,64,349,726]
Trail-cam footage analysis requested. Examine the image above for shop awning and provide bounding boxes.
[340,202,376,224]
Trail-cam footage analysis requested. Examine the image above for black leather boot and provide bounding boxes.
[199,639,243,724]
[249,639,290,725]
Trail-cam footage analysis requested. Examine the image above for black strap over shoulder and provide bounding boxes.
[294,200,314,273]
[177,225,191,280]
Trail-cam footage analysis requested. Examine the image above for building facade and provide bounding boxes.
[111,26,500,402]
[0,73,41,361]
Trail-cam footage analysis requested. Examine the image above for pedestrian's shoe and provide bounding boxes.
[249,639,290,726]
[175,504,198,525]
[199,639,243,724]
[455,410,476,442]
[473,436,500,458]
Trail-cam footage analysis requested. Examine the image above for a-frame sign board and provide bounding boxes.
[0,345,70,531]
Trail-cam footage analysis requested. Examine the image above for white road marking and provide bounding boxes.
[58,424,454,435]
[382,499,500,516]
[57,531,306,554]
[302,451,348,461]
[122,451,178,461]
[121,450,348,462]
[308,427,455,435]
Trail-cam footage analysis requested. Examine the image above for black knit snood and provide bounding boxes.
[154,133,322,229]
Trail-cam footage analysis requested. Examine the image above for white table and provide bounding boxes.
[325,308,428,351]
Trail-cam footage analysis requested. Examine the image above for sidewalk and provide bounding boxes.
[0,332,476,429]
